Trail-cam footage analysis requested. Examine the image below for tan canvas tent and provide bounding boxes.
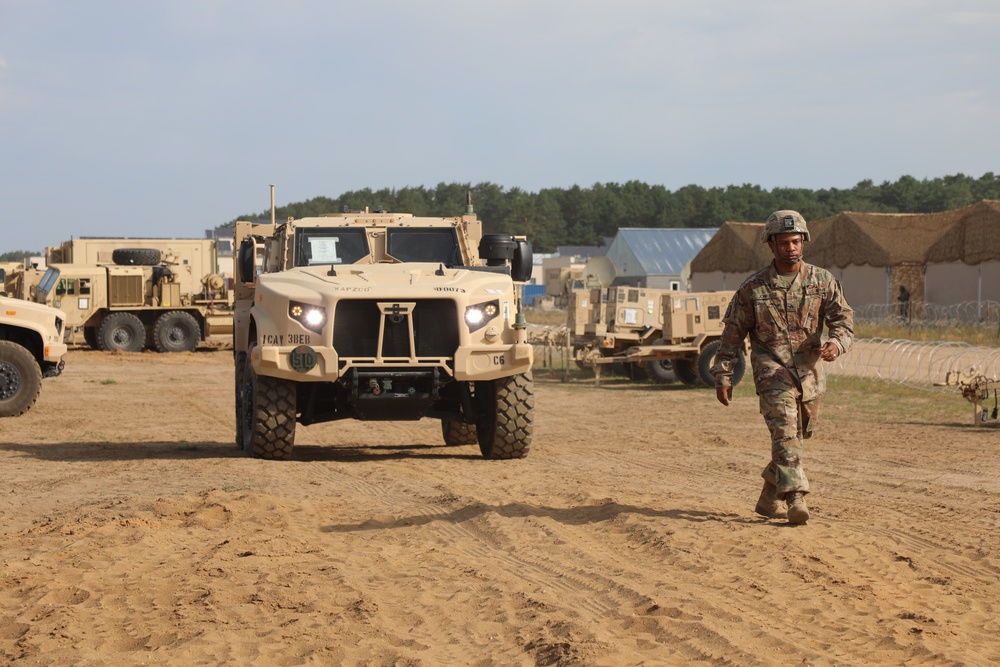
[924,200,1000,306]
[688,201,1000,319]
[805,210,961,312]
[688,222,772,291]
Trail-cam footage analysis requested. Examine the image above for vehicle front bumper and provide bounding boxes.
[251,342,534,383]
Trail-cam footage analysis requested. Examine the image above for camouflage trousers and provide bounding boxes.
[759,388,819,495]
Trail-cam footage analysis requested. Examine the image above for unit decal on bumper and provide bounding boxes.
[289,345,318,373]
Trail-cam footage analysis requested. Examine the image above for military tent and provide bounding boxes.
[688,201,1000,319]
[606,228,716,290]
[805,209,962,311]
[923,200,1000,307]
[688,222,771,291]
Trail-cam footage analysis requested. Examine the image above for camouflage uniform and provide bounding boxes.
[712,260,853,496]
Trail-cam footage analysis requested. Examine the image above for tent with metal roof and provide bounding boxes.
[605,228,716,289]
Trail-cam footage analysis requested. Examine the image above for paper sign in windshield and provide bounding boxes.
[310,238,342,264]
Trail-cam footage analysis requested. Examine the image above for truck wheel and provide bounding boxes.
[672,358,700,386]
[97,312,146,352]
[475,372,534,460]
[235,351,246,449]
[644,358,674,383]
[697,340,746,387]
[0,341,43,417]
[152,311,200,353]
[112,248,162,266]
[442,419,478,446]
[628,362,649,381]
[240,346,296,460]
[83,327,99,350]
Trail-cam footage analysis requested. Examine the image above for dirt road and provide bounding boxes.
[2,348,998,666]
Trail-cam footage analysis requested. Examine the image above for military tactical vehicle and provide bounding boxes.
[32,248,233,352]
[45,237,227,285]
[233,198,535,461]
[0,295,67,417]
[568,257,745,387]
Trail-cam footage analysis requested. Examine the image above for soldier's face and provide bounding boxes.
[767,232,804,269]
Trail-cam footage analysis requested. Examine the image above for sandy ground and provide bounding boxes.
[2,347,999,666]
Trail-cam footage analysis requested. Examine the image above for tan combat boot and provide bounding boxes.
[786,491,810,525]
[754,480,787,519]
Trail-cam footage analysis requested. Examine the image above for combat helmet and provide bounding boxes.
[761,210,810,243]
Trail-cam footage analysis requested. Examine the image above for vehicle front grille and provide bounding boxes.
[333,299,459,359]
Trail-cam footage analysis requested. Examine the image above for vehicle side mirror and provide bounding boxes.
[510,239,533,283]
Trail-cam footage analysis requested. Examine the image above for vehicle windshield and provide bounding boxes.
[36,267,60,295]
[294,228,370,267]
[386,228,462,264]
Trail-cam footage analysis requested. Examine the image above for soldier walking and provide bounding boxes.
[711,210,853,524]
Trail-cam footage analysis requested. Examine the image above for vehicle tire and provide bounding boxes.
[235,350,246,449]
[442,419,478,447]
[112,248,161,266]
[240,344,296,460]
[152,311,200,353]
[474,372,534,460]
[83,327,99,350]
[97,312,146,352]
[697,340,746,388]
[672,358,700,386]
[0,340,43,418]
[627,362,649,381]
[644,358,674,383]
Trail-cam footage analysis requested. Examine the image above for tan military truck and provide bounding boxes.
[0,295,67,417]
[569,282,674,377]
[46,237,228,287]
[572,287,746,387]
[32,248,233,352]
[234,200,535,461]
[1,261,45,300]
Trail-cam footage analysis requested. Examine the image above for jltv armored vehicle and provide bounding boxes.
[0,295,67,417]
[234,200,534,461]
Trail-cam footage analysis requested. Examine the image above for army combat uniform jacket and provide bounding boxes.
[712,261,854,401]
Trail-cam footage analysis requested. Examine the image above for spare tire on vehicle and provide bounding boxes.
[112,248,162,266]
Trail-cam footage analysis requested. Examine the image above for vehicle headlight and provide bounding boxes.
[465,299,499,333]
[289,301,327,334]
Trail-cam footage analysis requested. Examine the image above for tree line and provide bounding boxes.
[230,173,1000,253]
[8,172,997,259]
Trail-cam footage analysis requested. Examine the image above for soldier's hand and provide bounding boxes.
[716,385,732,406]
[820,342,841,362]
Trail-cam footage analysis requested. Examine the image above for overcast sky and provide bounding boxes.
[1,1,998,252]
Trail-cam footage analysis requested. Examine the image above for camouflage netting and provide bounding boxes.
[688,222,772,273]
[925,200,1000,265]
[692,201,1000,271]
[806,210,964,268]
